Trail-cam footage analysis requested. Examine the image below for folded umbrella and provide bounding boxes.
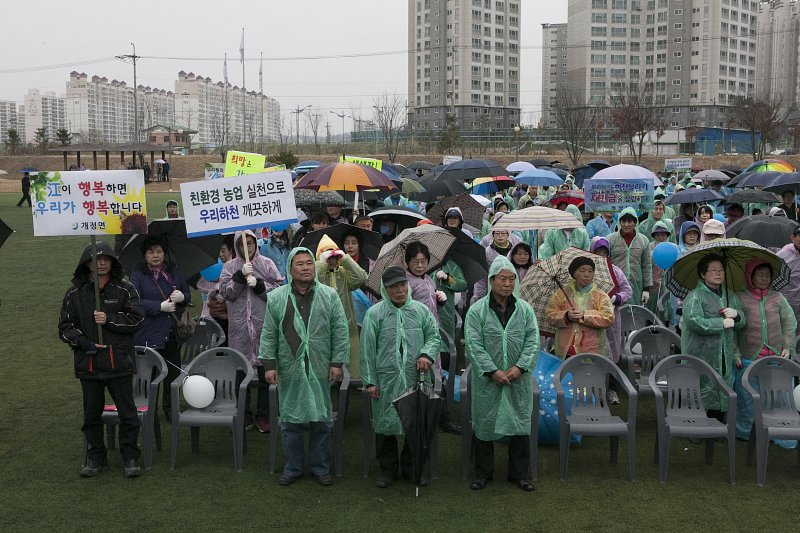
[299,223,383,260]
[724,215,799,249]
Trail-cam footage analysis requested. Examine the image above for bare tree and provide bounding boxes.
[279,113,293,148]
[210,110,227,159]
[371,93,406,162]
[305,112,323,154]
[732,93,785,161]
[606,82,666,163]
[553,89,600,167]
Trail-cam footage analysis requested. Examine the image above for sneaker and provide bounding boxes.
[255,415,270,433]
[123,458,141,478]
[79,458,109,477]
[244,415,255,431]
[607,390,620,405]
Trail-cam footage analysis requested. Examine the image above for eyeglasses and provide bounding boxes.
[706,268,725,274]
[409,258,429,266]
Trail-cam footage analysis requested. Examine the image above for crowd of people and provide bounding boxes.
[57,164,800,489]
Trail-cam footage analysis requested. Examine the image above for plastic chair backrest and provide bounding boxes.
[625,325,681,381]
[180,317,226,365]
[651,354,720,416]
[743,356,800,418]
[556,354,617,417]
[133,346,167,403]
[619,305,663,342]
[185,348,250,405]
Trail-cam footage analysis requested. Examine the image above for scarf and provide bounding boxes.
[149,264,172,288]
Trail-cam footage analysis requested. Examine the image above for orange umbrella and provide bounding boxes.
[294,162,397,192]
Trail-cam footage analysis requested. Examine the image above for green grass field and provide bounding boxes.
[0,191,797,532]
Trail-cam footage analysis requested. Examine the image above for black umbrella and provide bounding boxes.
[529,158,552,167]
[444,227,489,287]
[435,159,507,182]
[734,171,783,189]
[721,189,781,205]
[725,215,799,249]
[299,223,383,260]
[0,218,13,249]
[118,219,223,280]
[415,173,468,201]
[765,172,800,196]
[663,188,724,205]
[407,160,436,171]
[392,372,442,496]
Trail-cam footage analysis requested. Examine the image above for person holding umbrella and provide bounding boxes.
[590,238,633,368]
[129,235,191,423]
[360,266,441,488]
[59,241,145,477]
[606,207,652,306]
[777,190,798,221]
[538,205,590,260]
[680,254,746,422]
[464,256,539,492]
[260,248,349,486]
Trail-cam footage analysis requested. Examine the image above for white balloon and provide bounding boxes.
[183,375,215,409]
[794,384,800,412]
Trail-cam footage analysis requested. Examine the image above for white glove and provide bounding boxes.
[246,275,257,287]
[721,308,738,319]
[640,292,650,305]
[214,293,226,304]
[780,349,790,358]
[610,294,619,305]
[435,270,449,282]
[321,249,344,261]
[331,249,345,259]
[169,289,184,303]
[241,262,254,276]
[160,300,176,313]
[435,290,447,303]
[722,318,735,329]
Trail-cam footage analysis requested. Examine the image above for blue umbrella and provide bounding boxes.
[514,168,564,187]
[19,167,38,173]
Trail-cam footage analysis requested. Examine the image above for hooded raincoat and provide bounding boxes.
[777,241,800,336]
[315,234,367,378]
[590,237,633,363]
[219,230,283,365]
[586,215,617,240]
[646,221,674,321]
[607,207,653,305]
[545,277,615,359]
[538,204,591,260]
[680,281,746,411]
[259,230,291,279]
[435,259,468,352]
[359,282,440,435]
[258,248,350,424]
[464,256,539,440]
[638,203,675,243]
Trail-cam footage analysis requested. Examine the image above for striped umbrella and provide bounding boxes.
[294,162,397,192]
[664,238,790,300]
[490,206,583,232]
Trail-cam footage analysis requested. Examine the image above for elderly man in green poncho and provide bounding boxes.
[360,266,441,488]
[464,255,539,492]
[259,247,349,487]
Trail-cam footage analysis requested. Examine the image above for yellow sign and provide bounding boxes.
[340,155,382,170]
[224,151,266,177]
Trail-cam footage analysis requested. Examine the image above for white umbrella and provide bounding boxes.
[506,161,535,174]
[0,170,8,176]
[469,194,491,207]
[591,164,664,186]
[154,159,167,164]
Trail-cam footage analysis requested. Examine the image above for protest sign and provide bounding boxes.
[224,151,266,177]
[340,155,382,170]
[442,155,462,165]
[31,170,147,236]
[664,157,692,173]
[583,178,655,213]
[181,170,297,237]
[204,162,225,180]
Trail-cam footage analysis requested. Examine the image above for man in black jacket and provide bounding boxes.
[58,241,145,477]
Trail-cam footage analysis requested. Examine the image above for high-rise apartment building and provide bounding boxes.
[756,0,800,116]
[550,0,761,130]
[0,100,24,144]
[174,71,280,147]
[23,89,66,143]
[540,23,569,128]
[407,0,521,134]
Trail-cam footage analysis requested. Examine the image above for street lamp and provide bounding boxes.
[330,111,346,152]
[513,125,522,159]
[291,104,312,146]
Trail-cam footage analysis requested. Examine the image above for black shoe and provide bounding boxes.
[376,476,394,488]
[123,458,141,478]
[439,420,463,435]
[312,473,333,486]
[515,479,534,492]
[470,478,490,490]
[278,473,303,486]
[79,458,109,477]
[401,471,430,487]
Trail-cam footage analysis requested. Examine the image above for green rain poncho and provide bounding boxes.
[435,259,468,352]
[638,202,676,244]
[680,281,746,411]
[258,248,350,424]
[359,280,441,436]
[464,256,540,441]
[607,206,653,304]
[538,204,590,260]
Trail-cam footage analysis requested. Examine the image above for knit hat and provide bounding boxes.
[568,256,595,277]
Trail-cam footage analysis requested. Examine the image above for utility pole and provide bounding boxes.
[291,104,311,147]
[330,111,346,151]
[116,43,140,143]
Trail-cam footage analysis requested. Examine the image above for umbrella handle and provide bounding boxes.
[418,370,426,384]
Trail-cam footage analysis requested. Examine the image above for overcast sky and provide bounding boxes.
[0,0,567,129]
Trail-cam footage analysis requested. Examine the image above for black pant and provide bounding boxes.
[160,339,181,414]
[16,192,31,207]
[81,377,140,461]
[375,434,412,479]
[473,435,530,481]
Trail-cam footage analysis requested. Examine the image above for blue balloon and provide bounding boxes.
[713,213,726,223]
[653,242,680,270]
[199,258,223,282]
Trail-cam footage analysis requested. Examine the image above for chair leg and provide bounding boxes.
[745,425,755,466]
[658,433,669,483]
[153,411,162,453]
[756,431,769,486]
[727,434,735,485]
[653,432,659,465]
[233,419,243,472]
[610,435,619,464]
[704,439,714,465]
[191,427,200,453]
[627,431,636,482]
[559,422,570,481]
[170,422,179,470]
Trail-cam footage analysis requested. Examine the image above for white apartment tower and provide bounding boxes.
[408,0,521,134]
[562,0,760,129]
[23,89,66,143]
[540,23,569,128]
[756,0,800,116]
[0,100,24,144]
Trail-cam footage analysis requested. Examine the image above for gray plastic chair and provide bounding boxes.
[649,354,736,484]
[459,364,540,481]
[618,304,664,345]
[554,353,638,482]
[86,346,167,470]
[623,325,681,396]
[439,326,460,411]
[179,316,226,366]
[170,347,253,471]
[742,356,800,486]
[268,366,351,477]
